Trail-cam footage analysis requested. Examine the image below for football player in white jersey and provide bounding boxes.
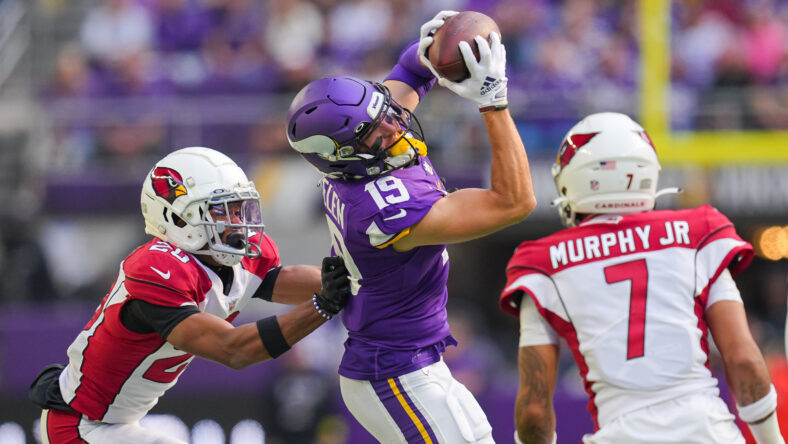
[500,113,783,444]
[29,147,351,444]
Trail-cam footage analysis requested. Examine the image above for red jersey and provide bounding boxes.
[58,235,280,423]
[500,205,753,429]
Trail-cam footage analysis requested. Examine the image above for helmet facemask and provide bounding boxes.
[198,188,265,267]
[336,83,426,177]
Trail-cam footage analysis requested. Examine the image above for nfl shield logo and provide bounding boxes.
[590,180,599,191]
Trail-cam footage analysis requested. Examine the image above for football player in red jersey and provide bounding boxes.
[29,147,351,444]
[501,113,783,444]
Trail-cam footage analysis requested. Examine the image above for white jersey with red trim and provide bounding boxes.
[499,205,753,430]
[58,235,280,424]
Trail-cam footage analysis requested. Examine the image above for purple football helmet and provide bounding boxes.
[286,76,426,179]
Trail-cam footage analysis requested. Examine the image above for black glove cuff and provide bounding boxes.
[256,316,290,358]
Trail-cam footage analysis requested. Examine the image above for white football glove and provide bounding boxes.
[418,10,459,79]
[440,32,508,110]
[417,10,459,74]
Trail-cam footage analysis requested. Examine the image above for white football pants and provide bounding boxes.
[582,393,745,444]
[340,359,494,443]
[40,409,185,444]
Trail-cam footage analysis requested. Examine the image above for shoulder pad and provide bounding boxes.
[123,240,211,307]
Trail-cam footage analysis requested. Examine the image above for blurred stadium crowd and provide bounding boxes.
[38,0,788,165]
[1,0,788,442]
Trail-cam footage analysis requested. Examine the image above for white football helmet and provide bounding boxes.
[140,147,264,266]
[551,112,680,227]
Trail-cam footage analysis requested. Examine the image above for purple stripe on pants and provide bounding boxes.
[371,377,439,443]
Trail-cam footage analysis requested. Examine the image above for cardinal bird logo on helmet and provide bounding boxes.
[557,132,599,172]
[151,167,187,203]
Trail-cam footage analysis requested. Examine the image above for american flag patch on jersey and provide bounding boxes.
[600,161,616,170]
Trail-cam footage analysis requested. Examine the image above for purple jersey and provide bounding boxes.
[322,157,456,380]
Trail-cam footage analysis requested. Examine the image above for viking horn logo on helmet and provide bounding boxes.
[286,76,427,179]
[151,167,187,203]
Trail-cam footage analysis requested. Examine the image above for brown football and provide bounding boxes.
[426,11,500,82]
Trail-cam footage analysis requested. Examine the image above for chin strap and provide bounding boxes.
[655,187,683,198]
[550,196,568,207]
[549,197,577,227]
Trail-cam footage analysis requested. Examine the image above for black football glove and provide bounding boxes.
[315,256,350,315]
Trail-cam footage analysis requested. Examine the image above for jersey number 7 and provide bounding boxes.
[604,259,649,360]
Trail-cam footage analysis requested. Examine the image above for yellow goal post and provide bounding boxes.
[639,0,788,166]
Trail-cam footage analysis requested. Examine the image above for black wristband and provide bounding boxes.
[256,316,290,358]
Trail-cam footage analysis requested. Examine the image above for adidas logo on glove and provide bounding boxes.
[480,76,502,95]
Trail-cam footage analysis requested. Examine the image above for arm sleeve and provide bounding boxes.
[252,265,282,302]
[383,39,436,100]
[706,268,743,308]
[519,293,559,347]
[121,299,201,339]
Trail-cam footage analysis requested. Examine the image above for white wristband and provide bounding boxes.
[738,384,778,423]
[748,411,785,444]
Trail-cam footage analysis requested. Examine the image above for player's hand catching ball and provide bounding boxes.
[314,256,350,316]
[440,32,508,112]
[417,10,459,78]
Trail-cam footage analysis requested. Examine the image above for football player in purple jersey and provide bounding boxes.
[285,11,536,444]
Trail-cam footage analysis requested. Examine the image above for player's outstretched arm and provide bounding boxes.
[269,264,321,305]
[392,31,535,252]
[167,257,350,369]
[393,108,535,251]
[166,301,326,369]
[515,344,559,444]
[707,300,784,443]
